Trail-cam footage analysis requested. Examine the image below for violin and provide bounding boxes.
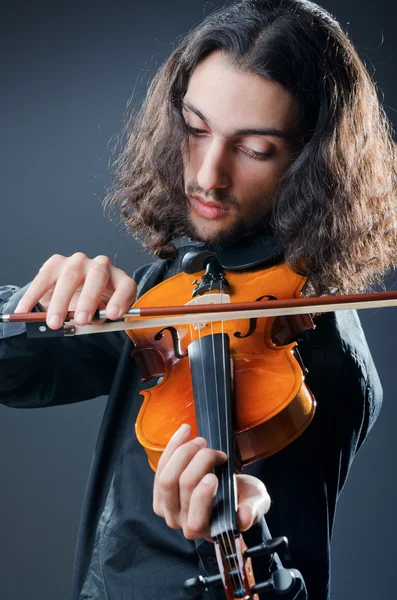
[126,250,314,598]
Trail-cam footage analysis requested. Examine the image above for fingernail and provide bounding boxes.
[48,314,61,328]
[171,423,191,439]
[106,305,119,319]
[76,311,88,324]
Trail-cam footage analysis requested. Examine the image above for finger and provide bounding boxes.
[156,424,192,478]
[179,448,227,519]
[154,436,207,522]
[153,424,192,517]
[184,473,219,541]
[45,253,88,329]
[236,474,271,532]
[14,254,64,314]
[104,268,138,320]
[73,256,112,325]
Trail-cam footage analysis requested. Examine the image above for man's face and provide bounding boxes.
[181,51,301,245]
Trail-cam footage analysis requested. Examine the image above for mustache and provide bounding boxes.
[186,184,240,210]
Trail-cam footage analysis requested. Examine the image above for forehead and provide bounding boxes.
[184,51,299,135]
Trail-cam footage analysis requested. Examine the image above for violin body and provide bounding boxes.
[126,261,316,472]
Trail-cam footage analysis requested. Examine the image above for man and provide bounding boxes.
[0,0,395,598]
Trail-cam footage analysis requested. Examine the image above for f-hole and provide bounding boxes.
[234,295,277,339]
[154,327,188,359]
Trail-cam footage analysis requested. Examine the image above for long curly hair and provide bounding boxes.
[104,0,396,295]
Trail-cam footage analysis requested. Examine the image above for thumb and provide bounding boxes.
[236,474,271,532]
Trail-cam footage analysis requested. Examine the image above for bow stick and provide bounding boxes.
[1,289,397,337]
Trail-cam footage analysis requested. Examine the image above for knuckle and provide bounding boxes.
[69,252,87,265]
[152,501,163,518]
[37,258,61,279]
[113,279,137,306]
[183,525,200,540]
[262,491,271,512]
[42,253,64,268]
[108,265,123,279]
[199,447,213,458]
[173,444,194,462]
[158,473,177,493]
[179,473,196,494]
[165,515,180,530]
[124,278,138,296]
[93,255,111,267]
[116,269,136,286]
[194,447,217,465]
[71,251,87,260]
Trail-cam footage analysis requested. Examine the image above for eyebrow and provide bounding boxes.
[182,100,296,142]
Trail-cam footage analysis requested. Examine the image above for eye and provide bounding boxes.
[186,125,208,136]
[238,146,273,161]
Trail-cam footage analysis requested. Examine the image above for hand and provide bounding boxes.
[13,252,137,329]
[153,423,271,542]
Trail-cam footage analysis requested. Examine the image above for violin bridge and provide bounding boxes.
[186,292,231,331]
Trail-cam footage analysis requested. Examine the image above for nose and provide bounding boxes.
[196,139,231,191]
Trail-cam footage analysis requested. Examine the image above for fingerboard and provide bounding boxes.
[188,333,239,540]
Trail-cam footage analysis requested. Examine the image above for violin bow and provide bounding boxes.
[2,289,397,338]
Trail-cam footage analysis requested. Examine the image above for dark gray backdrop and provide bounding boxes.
[0,1,396,598]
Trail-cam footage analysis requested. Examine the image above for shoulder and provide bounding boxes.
[132,259,170,297]
[132,243,204,297]
[305,310,372,373]
[298,310,376,380]
[298,310,383,447]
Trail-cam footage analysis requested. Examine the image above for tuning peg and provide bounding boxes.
[184,573,223,597]
[244,536,289,559]
[251,568,296,594]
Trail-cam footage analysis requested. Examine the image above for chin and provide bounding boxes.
[187,216,249,248]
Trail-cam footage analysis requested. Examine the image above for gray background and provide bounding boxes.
[0,0,396,598]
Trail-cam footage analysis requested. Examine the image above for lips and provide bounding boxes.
[190,194,229,220]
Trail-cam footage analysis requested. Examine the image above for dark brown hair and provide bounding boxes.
[104,0,396,295]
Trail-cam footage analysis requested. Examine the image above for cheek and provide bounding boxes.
[236,169,281,215]
[240,158,290,194]
[181,146,203,181]
[235,167,274,197]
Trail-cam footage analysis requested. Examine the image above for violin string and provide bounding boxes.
[195,293,214,546]
[209,286,231,582]
[219,278,244,591]
[193,297,231,582]
[187,311,211,546]
[225,282,245,591]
